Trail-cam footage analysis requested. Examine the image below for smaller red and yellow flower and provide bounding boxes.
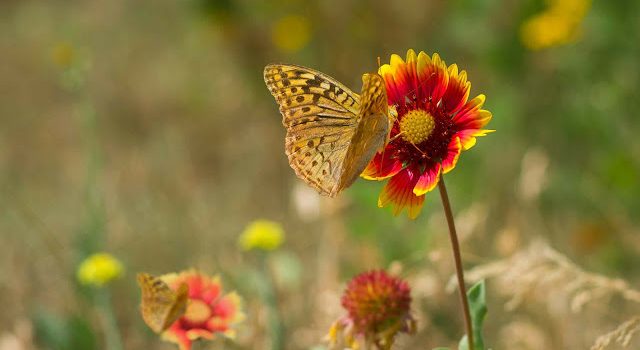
[328,270,416,350]
[363,49,493,219]
[160,270,244,350]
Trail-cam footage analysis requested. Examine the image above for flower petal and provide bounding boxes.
[378,168,425,219]
[379,52,419,106]
[162,326,192,350]
[361,152,404,180]
[442,137,462,173]
[212,292,243,321]
[186,329,215,341]
[416,52,449,105]
[413,162,441,196]
[452,95,493,150]
[442,64,470,114]
[456,128,495,150]
[379,63,400,105]
[395,49,420,100]
[453,95,488,127]
[200,278,222,304]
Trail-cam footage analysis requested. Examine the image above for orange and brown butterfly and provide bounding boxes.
[264,64,391,197]
[137,273,189,334]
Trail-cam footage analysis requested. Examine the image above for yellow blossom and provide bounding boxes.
[77,253,124,287]
[520,0,591,50]
[238,220,285,251]
[271,15,311,53]
[51,42,76,69]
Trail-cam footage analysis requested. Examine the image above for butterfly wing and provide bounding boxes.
[137,273,188,333]
[264,64,361,197]
[337,73,390,192]
[163,283,188,330]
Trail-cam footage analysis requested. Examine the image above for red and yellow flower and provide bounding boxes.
[328,270,415,349]
[363,49,493,219]
[160,270,244,350]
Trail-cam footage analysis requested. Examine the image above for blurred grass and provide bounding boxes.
[1,0,640,349]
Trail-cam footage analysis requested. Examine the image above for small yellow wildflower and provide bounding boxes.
[271,15,311,53]
[77,253,124,287]
[520,0,591,50]
[238,220,285,251]
[521,12,578,50]
[51,42,76,69]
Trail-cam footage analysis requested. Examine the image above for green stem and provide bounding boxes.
[437,174,474,350]
[97,289,124,350]
[261,255,284,350]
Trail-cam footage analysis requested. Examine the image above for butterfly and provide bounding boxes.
[264,64,390,197]
[137,273,189,333]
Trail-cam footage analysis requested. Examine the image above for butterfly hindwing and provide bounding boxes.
[137,273,188,333]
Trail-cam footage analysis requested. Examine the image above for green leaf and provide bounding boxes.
[33,311,96,350]
[458,280,487,350]
[34,310,68,350]
[67,316,96,350]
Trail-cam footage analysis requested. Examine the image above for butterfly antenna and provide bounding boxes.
[410,142,426,156]
[378,129,406,165]
[377,56,381,69]
[403,72,437,101]
[388,131,405,143]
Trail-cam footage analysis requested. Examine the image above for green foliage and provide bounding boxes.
[34,311,96,350]
[270,250,303,291]
[459,280,488,350]
[433,280,488,350]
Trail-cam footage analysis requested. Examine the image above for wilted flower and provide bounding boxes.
[363,49,493,218]
[76,253,124,287]
[238,219,285,251]
[160,270,244,350]
[328,270,415,350]
[520,0,591,50]
[271,14,311,53]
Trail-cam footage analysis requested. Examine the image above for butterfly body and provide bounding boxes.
[264,64,390,197]
[137,273,189,333]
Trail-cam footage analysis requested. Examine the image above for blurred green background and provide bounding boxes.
[1,0,640,349]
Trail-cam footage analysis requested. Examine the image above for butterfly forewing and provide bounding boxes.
[264,64,390,196]
[264,64,361,196]
[137,273,189,333]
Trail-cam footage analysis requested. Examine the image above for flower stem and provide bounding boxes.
[260,254,284,350]
[437,174,474,350]
[96,289,124,350]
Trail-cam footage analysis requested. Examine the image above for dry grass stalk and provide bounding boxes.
[591,316,640,350]
[449,240,640,312]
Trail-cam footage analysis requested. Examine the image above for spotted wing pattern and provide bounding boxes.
[137,273,189,333]
[264,64,388,196]
[338,73,390,191]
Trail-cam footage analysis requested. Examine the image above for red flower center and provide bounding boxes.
[341,271,412,333]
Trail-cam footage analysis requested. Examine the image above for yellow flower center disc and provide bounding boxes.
[399,109,435,144]
[184,299,212,324]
